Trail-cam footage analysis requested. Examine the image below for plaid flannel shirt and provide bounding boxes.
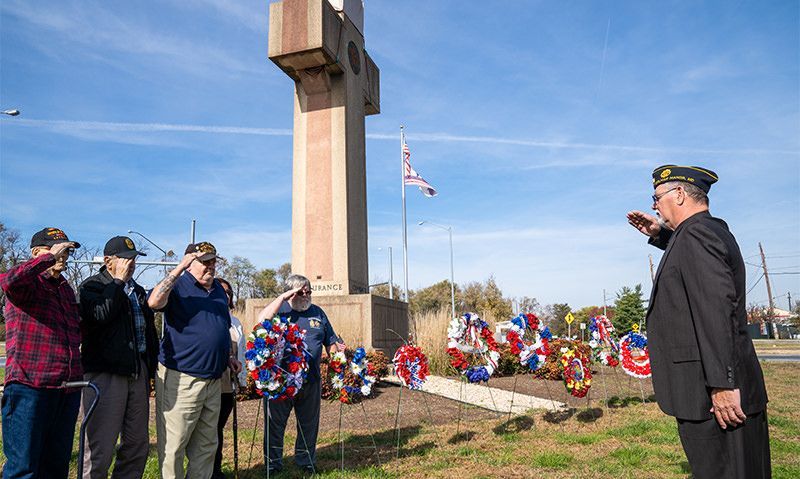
[0,254,83,388]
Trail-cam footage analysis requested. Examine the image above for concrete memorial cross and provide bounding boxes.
[268,0,380,296]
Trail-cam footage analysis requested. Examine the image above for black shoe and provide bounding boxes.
[300,465,315,475]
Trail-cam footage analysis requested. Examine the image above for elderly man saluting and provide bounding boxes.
[627,165,770,479]
[1,228,82,479]
[78,236,159,479]
[147,242,241,479]
[255,274,346,475]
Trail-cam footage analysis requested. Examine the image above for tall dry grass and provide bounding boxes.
[410,307,503,375]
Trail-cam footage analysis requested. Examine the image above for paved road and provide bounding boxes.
[759,355,800,362]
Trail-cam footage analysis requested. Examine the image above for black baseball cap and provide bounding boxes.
[30,227,81,249]
[185,241,218,262]
[104,236,147,259]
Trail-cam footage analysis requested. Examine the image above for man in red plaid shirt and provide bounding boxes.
[1,227,83,479]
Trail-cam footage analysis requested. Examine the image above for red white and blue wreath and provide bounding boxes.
[245,316,311,401]
[619,325,651,379]
[505,313,552,372]
[560,345,593,398]
[588,315,619,367]
[393,343,430,390]
[447,312,500,383]
[328,347,378,404]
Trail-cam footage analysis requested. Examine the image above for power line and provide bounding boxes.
[746,273,764,295]
[771,272,800,275]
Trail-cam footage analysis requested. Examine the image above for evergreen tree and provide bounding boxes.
[614,284,646,333]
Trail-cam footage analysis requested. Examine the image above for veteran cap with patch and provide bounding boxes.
[652,164,718,193]
[104,236,147,259]
[30,227,81,249]
[185,241,217,262]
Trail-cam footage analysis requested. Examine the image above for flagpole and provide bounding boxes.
[400,126,409,302]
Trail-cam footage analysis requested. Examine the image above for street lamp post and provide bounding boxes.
[418,221,455,319]
[128,230,173,273]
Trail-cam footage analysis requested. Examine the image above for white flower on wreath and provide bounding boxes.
[360,384,372,396]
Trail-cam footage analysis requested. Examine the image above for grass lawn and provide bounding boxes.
[0,362,797,478]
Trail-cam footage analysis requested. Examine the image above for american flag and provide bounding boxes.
[403,142,437,197]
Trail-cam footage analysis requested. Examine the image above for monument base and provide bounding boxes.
[244,294,408,355]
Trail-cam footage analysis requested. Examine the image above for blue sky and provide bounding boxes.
[1,0,798,309]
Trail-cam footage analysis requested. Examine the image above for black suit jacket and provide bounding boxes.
[646,211,767,421]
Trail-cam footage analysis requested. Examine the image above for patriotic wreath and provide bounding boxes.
[505,313,552,372]
[328,347,378,404]
[393,343,430,390]
[588,315,619,367]
[560,346,592,398]
[245,316,311,401]
[619,326,651,379]
[447,312,500,383]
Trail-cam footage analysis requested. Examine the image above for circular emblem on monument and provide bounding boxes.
[347,41,361,75]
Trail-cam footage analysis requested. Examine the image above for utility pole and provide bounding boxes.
[648,254,655,282]
[603,289,608,317]
[759,242,779,339]
[788,292,792,312]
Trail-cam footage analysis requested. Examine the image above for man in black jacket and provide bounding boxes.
[627,165,770,479]
[79,236,159,479]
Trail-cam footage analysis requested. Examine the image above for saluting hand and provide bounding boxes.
[626,211,662,237]
[111,257,135,282]
[177,252,201,271]
[49,241,76,260]
[710,388,747,429]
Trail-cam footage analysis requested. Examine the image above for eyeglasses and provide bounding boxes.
[295,290,312,297]
[652,187,679,204]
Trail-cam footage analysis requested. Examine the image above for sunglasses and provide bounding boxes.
[295,290,312,297]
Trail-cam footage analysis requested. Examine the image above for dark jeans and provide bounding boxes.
[1,382,81,479]
[263,380,321,471]
[212,392,235,478]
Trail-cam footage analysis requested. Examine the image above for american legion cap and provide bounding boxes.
[652,165,718,193]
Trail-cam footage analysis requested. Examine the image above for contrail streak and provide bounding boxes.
[5,118,798,156]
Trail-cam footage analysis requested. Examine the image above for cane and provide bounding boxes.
[64,381,100,479]
[231,372,239,479]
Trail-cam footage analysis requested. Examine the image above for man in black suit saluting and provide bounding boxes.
[627,165,770,479]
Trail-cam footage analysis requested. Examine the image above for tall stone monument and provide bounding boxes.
[245,0,407,353]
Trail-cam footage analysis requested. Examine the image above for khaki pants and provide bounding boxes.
[80,359,150,479]
[155,364,221,479]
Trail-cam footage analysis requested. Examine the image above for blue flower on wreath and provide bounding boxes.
[245,349,257,361]
[353,347,366,364]
[511,313,527,330]
[626,332,647,350]
[466,366,490,383]
[254,337,267,349]
[540,326,552,340]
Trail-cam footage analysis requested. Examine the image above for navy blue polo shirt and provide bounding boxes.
[156,273,231,379]
[278,303,340,381]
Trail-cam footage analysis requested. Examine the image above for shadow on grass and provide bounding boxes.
[575,407,604,423]
[606,395,655,408]
[447,431,475,444]
[542,408,575,424]
[492,415,536,435]
[232,425,429,478]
